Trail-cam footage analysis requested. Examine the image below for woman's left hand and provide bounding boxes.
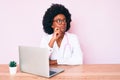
[49,60,57,65]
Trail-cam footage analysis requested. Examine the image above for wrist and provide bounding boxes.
[49,38,56,48]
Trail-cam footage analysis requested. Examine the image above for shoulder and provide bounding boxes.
[66,32,80,45]
[65,32,79,43]
[66,32,78,39]
[41,33,53,40]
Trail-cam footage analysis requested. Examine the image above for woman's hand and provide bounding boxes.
[52,27,62,40]
[49,60,57,65]
[49,27,62,48]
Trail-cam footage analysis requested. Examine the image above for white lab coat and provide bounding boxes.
[40,32,83,65]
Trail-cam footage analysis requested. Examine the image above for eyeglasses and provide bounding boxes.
[53,19,66,25]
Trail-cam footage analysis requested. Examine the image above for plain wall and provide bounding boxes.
[0,0,120,64]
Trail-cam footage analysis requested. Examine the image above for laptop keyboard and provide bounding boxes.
[50,71,56,75]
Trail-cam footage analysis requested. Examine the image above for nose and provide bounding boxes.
[61,22,66,25]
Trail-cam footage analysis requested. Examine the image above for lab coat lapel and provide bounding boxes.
[58,33,67,57]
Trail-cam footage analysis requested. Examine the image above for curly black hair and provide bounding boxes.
[42,4,71,34]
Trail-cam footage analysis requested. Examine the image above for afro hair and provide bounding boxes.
[42,4,71,34]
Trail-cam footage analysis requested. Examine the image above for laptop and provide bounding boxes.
[19,46,64,78]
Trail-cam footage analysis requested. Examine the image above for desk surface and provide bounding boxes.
[0,64,120,80]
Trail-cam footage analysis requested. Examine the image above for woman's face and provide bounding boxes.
[52,14,67,33]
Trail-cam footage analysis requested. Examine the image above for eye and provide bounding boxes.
[57,19,61,23]
[53,19,66,25]
[63,19,66,22]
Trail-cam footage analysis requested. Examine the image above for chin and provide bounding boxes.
[61,28,66,32]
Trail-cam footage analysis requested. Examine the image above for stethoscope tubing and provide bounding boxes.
[62,33,72,58]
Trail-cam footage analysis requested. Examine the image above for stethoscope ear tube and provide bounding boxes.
[62,33,72,58]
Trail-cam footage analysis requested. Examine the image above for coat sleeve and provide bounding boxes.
[40,34,53,56]
[57,34,83,65]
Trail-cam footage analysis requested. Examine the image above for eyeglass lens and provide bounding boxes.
[54,19,66,24]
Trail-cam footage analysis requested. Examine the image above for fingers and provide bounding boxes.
[54,28,60,35]
[52,27,61,40]
[53,28,60,39]
[55,27,60,31]
[55,28,61,35]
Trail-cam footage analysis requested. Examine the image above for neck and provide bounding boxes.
[58,32,65,40]
[56,33,65,47]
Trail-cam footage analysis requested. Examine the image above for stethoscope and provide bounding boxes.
[49,33,72,58]
[62,33,72,58]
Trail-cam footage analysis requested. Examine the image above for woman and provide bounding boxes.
[40,4,83,65]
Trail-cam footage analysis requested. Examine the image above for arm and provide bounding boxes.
[49,27,62,48]
[40,34,54,56]
[40,28,62,65]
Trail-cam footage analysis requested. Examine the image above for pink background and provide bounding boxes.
[0,0,120,64]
